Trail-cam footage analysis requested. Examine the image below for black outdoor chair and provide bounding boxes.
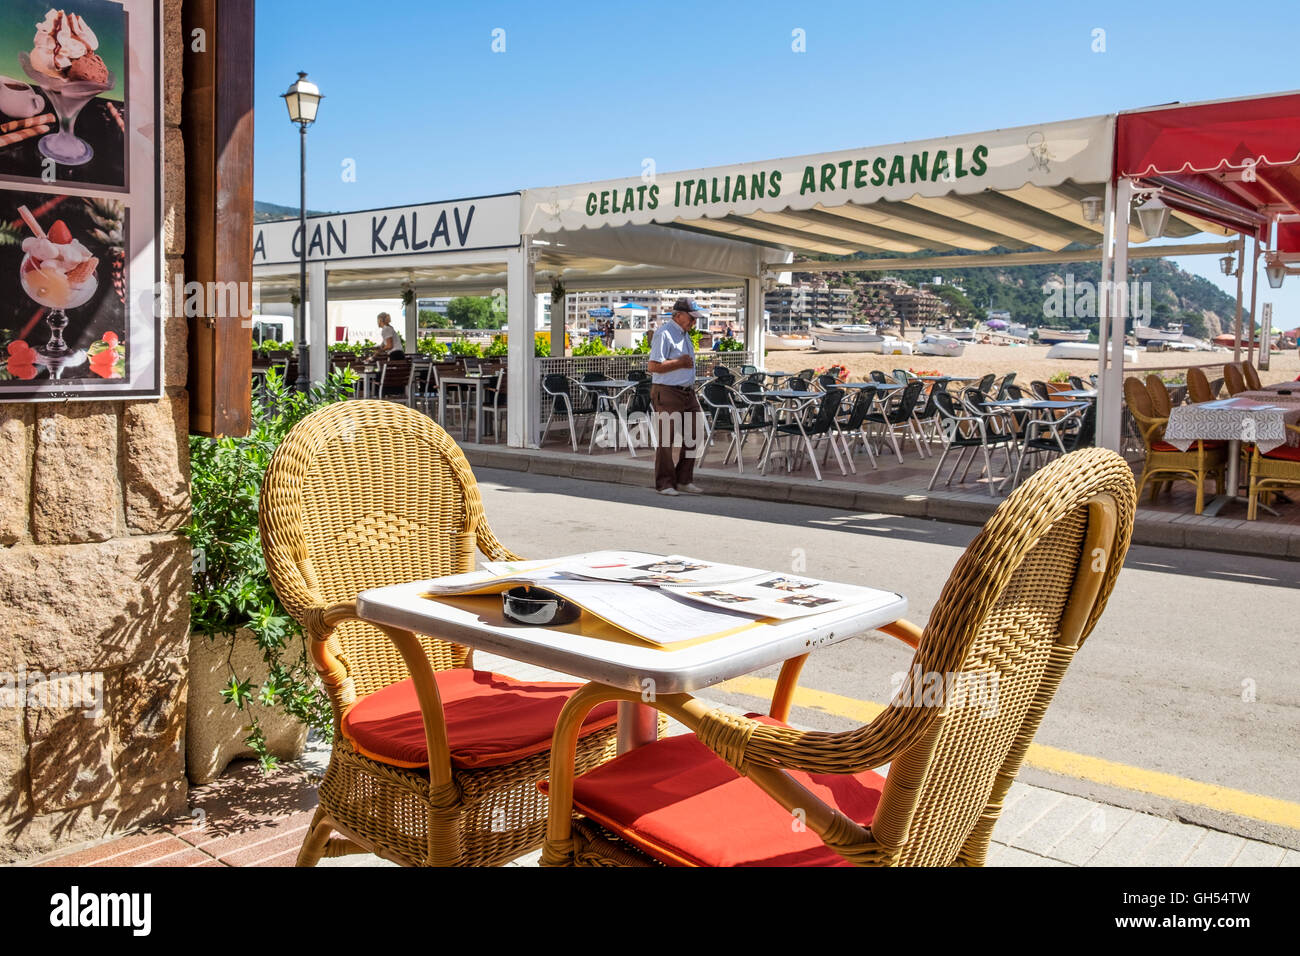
[700,382,769,473]
[541,373,598,451]
[864,379,928,462]
[1030,380,1052,402]
[928,390,1016,498]
[1010,399,1096,488]
[838,388,879,470]
[995,372,1018,399]
[869,370,889,384]
[376,358,414,406]
[977,373,996,395]
[759,388,852,481]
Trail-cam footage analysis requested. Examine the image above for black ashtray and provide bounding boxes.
[1278,389,1293,396]
[502,586,581,626]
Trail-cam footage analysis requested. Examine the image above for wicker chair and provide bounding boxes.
[1223,363,1246,396]
[1241,362,1262,391]
[259,400,620,866]
[1246,424,1300,520]
[1124,376,1226,514]
[541,448,1136,867]
[1186,367,1214,404]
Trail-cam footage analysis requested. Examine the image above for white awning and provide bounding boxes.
[522,114,1210,254]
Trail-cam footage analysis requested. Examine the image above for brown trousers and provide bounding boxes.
[650,384,705,490]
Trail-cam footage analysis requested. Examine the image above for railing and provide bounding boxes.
[535,352,755,415]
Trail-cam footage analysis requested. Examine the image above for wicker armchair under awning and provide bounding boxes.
[259,400,620,866]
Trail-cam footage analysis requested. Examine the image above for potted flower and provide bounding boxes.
[185,368,354,782]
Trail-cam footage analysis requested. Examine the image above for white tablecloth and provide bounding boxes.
[1165,396,1300,454]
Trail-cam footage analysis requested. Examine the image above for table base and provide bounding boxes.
[616,700,659,754]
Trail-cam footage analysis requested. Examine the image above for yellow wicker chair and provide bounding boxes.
[541,448,1136,867]
[1185,367,1214,404]
[1223,363,1246,396]
[1242,362,1262,392]
[259,400,619,866]
[1124,376,1225,514]
[1246,424,1300,520]
[1144,374,1173,416]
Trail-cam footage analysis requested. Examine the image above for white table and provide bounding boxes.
[437,374,493,443]
[356,577,906,753]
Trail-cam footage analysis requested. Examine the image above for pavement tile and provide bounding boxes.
[1050,804,1136,867]
[1008,792,1099,857]
[1279,849,1300,867]
[990,844,1071,866]
[1184,829,1247,867]
[1230,839,1287,867]
[209,820,313,867]
[142,845,216,867]
[1088,812,1170,867]
[1140,820,1212,866]
[991,784,1064,843]
[36,831,177,867]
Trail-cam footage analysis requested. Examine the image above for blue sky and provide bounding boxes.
[254,0,1299,329]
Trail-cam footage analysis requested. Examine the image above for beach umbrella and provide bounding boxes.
[987,319,1008,330]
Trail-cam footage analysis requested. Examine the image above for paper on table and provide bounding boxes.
[559,551,766,587]
[662,572,890,619]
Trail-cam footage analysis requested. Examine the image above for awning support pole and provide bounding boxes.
[744,276,765,370]
[1096,179,1116,447]
[403,281,418,359]
[308,260,328,385]
[1098,179,1129,452]
[1232,234,1245,362]
[507,240,538,448]
[1246,236,1259,367]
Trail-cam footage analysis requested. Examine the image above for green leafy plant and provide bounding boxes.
[485,335,509,358]
[715,336,744,352]
[572,337,611,357]
[534,334,551,357]
[447,337,483,357]
[187,368,356,772]
[254,339,294,359]
[1049,371,1071,383]
[417,337,449,359]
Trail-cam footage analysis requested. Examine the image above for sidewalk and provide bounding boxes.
[24,652,1300,868]
[461,439,1300,561]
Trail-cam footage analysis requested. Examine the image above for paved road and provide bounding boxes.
[475,467,1300,846]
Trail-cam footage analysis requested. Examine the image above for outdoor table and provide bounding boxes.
[438,374,493,443]
[1055,388,1098,399]
[840,380,902,390]
[1165,396,1300,516]
[578,379,638,452]
[1259,381,1300,394]
[355,571,907,753]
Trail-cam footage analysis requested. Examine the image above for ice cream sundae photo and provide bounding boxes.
[13,202,98,375]
[18,7,115,166]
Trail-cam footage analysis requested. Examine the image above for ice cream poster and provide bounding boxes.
[0,1,158,401]
[0,189,130,386]
[0,1,127,191]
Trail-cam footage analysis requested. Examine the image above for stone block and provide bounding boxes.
[0,535,191,673]
[122,391,190,533]
[0,703,29,828]
[162,132,185,257]
[110,656,187,790]
[162,0,184,127]
[26,695,115,812]
[0,405,32,545]
[31,403,119,545]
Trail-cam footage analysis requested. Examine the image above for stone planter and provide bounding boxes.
[185,629,307,785]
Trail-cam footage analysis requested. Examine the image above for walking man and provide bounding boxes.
[647,297,706,496]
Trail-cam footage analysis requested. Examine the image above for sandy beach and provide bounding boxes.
[763,339,1300,384]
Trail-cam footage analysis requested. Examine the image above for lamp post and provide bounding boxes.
[282,71,322,392]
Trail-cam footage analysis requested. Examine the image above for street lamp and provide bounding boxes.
[1079,196,1103,224]
[1265,254,1287,289]
[282,71,322,392]
[1219,254,1237,277]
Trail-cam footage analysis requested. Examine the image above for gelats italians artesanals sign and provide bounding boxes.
[521,115,1113,235]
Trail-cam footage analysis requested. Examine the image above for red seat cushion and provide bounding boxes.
[1152,440,1225,452]
[560,715,885,866]
[341,669,617,770]
[1262,443,1300,462]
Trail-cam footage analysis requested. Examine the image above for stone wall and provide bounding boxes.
[0,1,190,862]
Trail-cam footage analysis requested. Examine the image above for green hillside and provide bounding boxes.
[254,200,335,223]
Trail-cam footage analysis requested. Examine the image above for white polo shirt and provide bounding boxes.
[379,324,402,351]
[648,321,695,386]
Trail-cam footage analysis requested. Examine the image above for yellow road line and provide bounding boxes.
[714,676,1300,831]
